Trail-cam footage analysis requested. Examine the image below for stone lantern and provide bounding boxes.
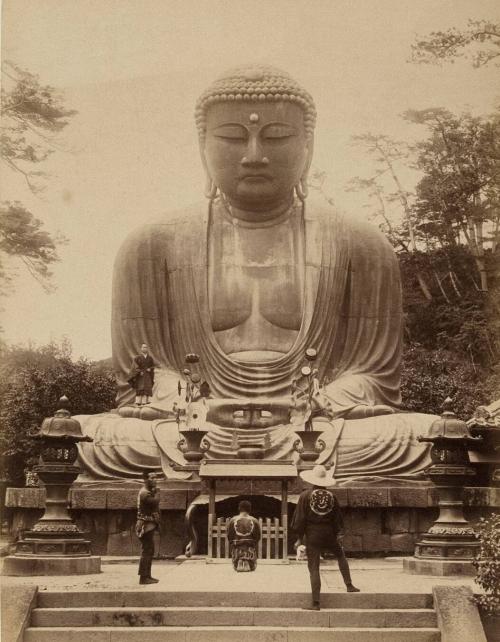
[404,397,482,575]
[2,396,101,575]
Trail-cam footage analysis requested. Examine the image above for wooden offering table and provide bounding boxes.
[198,459,298,561]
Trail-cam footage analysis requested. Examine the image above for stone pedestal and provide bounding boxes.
[403,557,475,576]
[2,554,101,576]
[2,397,101,576]
[404,467,479,575]
[3,463,101,576]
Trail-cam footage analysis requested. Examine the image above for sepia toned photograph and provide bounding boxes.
[1,1,499,640]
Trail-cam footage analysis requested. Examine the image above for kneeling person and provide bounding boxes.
[227,500,261,572]
[291,465,359,610]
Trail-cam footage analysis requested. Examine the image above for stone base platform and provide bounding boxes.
[2,555,101,576]
[403,557,475,576]
[5,483,499,557]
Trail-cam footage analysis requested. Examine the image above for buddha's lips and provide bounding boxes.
[240,174,272,181]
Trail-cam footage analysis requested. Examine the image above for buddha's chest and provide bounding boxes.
[208,215,304,335]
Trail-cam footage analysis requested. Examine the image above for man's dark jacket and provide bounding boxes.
[291,487,344,549]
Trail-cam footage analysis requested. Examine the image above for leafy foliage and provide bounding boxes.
[398,244,499,417]
[0,340,117,486]
[1,61,77,193]
[473,513,500,615]
[1,61,75,294]
[400,344,490,418]
[0,202,66,293]
[404,108,500,293]
[410,19,500,67]
[347,106,500,413]
[350,133,419,250]
[399,246,498,366]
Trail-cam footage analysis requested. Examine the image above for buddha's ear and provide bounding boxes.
[302,136,314,180]
[297,137,314,201]
[199,138,218,200]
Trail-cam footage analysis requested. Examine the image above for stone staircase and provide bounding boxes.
[25,590,441,641]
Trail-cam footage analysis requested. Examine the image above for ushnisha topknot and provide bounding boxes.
[195,64,317,140]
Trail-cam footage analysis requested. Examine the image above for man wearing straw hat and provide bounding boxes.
[291,465,359,610]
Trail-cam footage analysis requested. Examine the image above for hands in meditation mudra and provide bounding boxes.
[77,65,435,482]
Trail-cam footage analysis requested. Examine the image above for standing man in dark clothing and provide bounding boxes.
[128,343,157,406]
[136,471,160,585]
[291,464,359,610]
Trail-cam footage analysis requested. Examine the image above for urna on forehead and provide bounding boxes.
[195,64,317,138]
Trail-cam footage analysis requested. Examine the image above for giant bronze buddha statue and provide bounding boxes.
[77,65,435,483]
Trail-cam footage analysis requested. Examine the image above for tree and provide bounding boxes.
[399,246,497,367]
[0,340,117,486]
[404,107,500,292]
[410,19,500,67]
[350,133,433,301]
[345,176,410,253]
[1,61,76,294]
[0,202,64,293]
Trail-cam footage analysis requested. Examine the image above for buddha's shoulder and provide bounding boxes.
[118,203,207,248]
[312,199,396,256]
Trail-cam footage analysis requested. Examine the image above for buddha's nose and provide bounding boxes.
[241,136,269,166]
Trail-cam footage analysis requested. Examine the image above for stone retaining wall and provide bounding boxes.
[5,485,499,557]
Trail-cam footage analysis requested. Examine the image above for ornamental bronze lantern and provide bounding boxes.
[292,348,327,465]
[175,354,211,467]
[3,396,101,575]
[413,398,482,567]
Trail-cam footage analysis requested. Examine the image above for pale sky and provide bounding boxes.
[1,0,499,359]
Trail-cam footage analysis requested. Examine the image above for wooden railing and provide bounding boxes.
[208,515,288,560]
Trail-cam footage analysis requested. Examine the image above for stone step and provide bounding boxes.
[37,591,434,609]
[24,625,441,642]
[31,606,438,628]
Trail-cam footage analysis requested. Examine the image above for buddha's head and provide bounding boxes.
[195,65,316,212]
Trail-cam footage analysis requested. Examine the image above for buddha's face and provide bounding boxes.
[203,101,312,211]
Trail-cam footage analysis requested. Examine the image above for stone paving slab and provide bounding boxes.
[36,591,434,609]
[1,558,481,595]
[31,605,438,628]
[24,625,442,642]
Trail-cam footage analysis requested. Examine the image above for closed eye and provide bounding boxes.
[215,134,247,141]
[212,125,248,141]
[262,124,297,140]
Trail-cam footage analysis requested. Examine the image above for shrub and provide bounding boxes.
[0,340,117,486]
[400,343,490,417]
[474,513,500,615]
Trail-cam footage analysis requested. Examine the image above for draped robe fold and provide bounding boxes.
[76,198,435,482]
[112,198,403,413]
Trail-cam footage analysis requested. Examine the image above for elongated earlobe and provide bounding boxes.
[200,141,218,200]
[205,177,218,200]
[295,177,308,202]
[296,139,313,201]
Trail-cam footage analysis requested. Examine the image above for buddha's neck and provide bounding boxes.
[222,195,295,226]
